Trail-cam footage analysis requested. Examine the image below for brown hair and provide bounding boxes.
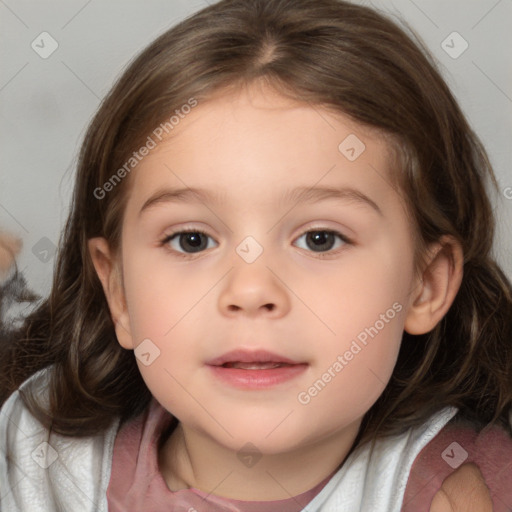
[2,0,511,449]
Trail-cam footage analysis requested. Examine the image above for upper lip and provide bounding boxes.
[206,349,305,366]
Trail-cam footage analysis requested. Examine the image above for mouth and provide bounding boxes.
[219,361,296,370]
[205,348,304,367]
[206,349,308,389]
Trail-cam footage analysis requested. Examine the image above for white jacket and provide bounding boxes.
[0,367,458,512]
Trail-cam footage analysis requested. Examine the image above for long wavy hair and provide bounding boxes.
[1,0,511,449]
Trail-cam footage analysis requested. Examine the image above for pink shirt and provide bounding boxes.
[107,398,337,511]
[402,415,512,511]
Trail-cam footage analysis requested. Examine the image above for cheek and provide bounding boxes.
[120,249,215,383]
[122,248,206,339]
[302,299,406,427]
[321,244,411,335]
[310,245,411,396]
[120,254,207,411]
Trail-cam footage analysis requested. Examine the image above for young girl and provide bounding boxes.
[1,0,511,510]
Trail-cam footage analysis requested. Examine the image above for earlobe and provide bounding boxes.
[87,237,135,350]
[404,236,464,335]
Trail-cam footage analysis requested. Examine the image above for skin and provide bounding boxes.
[89,83,469,502]
[429,463,493,511]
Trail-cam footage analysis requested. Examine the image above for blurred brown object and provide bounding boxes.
[0,231,22,277]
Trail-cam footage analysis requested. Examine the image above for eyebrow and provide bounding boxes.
[139,185,383,217]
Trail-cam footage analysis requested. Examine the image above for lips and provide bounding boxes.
[205,349,303,367]
[222,361,291,369]
[206,349,308,389]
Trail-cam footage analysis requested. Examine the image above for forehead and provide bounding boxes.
[124,85,401,215]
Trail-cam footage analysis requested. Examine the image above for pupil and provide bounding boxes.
[181,233,206,252]
[307,231,334,252]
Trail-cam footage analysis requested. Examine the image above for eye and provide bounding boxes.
[161,227,352,259]
[161,229,217,257]
[293,229,351,257]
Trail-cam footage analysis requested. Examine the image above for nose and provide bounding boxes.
[217,259,291,318]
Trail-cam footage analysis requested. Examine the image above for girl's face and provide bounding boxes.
[116,85,419,455]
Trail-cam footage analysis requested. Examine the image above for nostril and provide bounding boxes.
[226,304,275,312]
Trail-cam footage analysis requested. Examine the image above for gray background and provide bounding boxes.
[1,0,511,297]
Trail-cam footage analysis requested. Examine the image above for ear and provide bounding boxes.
[87,237,135,350]
[404,235,463,335]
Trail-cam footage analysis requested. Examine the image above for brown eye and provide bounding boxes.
[294,229,350,255]
[162,229,217,255]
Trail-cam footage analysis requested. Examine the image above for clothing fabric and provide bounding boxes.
[1,366,511,512]
[108,396,512,511]
[402,415,512,511]
[0,367,118,512]
[107,397,337,512]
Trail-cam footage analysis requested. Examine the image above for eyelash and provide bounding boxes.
[160,227,353,260]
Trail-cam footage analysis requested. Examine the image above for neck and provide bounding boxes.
[158,419,362,501]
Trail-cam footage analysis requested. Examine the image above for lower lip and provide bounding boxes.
[207,364,308,389]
